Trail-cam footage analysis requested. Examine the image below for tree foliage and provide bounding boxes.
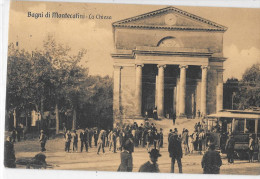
[237,63,260,109]
[6,36,113,131]
[224,63,260,110]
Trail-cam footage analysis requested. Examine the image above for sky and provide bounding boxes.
[7,1,260,81]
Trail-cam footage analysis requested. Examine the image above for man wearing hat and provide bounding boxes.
[168,133,183,173]
[201,144,222,174]
[4,136,16,168]
[39,130,47,152]
[225,134,235,164]
[248,134,255,163]
[117,139,133,172]
[139,149,161,173]
[159,128,164,148]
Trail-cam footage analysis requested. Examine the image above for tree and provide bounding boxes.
[236,63,260,109]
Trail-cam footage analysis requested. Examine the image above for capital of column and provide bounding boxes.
[135,64,144,68]
[157,64,166,69]
[114,65,123,70]
[217,69,224,82]
[179,65,188,69]
[201,65,210,70]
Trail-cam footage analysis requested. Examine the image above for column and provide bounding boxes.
[113,65,122,119]
[179,65,188,117]
[157,65,166,117]
[201,66,209,116]
[155,75,158,107]
[135,64,143,116]
[216,69,224,112]
[173,86,177,115]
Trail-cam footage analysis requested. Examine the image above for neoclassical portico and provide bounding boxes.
[111,6,227,122]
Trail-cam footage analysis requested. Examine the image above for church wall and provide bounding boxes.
[115,28,224,54]
[120,66,136,119]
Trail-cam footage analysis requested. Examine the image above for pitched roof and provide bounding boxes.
[113,6,227,32]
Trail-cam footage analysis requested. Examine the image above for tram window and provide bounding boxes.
[246,120,255,133]
[236,120,244,133]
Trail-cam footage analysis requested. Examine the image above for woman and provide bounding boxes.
[117,139,133,172]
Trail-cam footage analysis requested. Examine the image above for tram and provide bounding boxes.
[206,110,260,159]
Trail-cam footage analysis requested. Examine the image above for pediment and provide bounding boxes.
[113,6,227,31]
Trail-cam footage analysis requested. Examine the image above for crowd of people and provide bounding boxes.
[4,120,260,174]
[61,121,164,154]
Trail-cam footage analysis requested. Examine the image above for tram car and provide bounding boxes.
[206,110,260,159]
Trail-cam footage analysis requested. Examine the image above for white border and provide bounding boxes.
[1,0,260,179]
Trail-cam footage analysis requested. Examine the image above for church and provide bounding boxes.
[111,6,227,124]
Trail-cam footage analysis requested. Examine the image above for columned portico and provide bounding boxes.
[112,6,227,123]
[157,65,166,117]
[135,64,143,116]
[179,65,188,117]
[201,66,209,116]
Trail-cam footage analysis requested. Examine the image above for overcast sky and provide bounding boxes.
[8,1,260,81]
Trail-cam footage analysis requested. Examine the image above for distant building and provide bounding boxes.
[111,7,227,124]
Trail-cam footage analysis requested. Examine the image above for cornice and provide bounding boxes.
[112,6,227,32]
[111,48,213,58]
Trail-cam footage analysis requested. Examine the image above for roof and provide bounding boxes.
[113,6,227,32]
[207,110,260,119]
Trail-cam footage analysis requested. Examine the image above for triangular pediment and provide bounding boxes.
[113,6,227,31]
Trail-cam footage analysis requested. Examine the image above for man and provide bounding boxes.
[65,130,72,152]
[71,130,78,152]
[108,130,113,151]
[146,130,153,151]
[117,139,133,172]
[172,112,176,125]
[39,130,47,152]
[94,129,99,147]
[159,128,164,148]
[249,134,255,163]
[225,134,235,164]
[168,129,173,142]
[139,149,161,173]
[198,129,205,155]
[153,129,160,150]
[97,130,106,154]
[201,144,222,174]
[88,128,94,148]
[80,129,89,152]
[112,130,117,153]
[153,106,158,120]
[182,129,189,155]
[168,133,183,173]
[4,136,16,168]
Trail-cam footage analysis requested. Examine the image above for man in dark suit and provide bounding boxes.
[139,149,161,173]
[201,144,222,174]
[117,139,133,172]
[225,134,235,164]
[168,133,183,173]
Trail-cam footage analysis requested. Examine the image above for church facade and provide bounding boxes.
[111,6,227,124]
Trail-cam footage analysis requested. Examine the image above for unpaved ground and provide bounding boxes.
[13,137,260,175]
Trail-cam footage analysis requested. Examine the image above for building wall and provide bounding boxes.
[120,66,136,119]
[115,28,223,54]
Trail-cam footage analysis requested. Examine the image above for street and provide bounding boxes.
[13,137,260,175]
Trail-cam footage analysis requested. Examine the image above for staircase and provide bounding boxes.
[146,117,200,134]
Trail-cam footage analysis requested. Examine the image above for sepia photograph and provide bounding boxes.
[3,0,260,176]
